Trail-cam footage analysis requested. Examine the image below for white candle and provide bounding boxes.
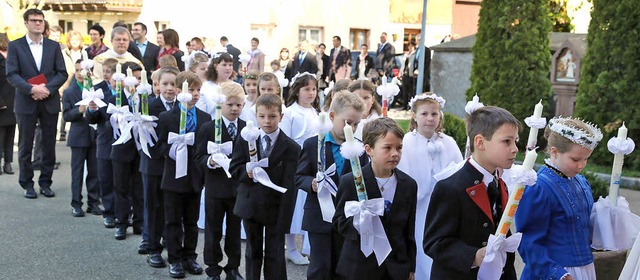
[116,63,122,75]
[141,69,147,85]
[521,149,537,170]
[496,149,538,237]
[82,50,88,61]
[344,120,354,143]
[182,81,189,95]
[472,93,479,103]
[618,122,628,139]
[319,112,326,126]
[526,100,544,149]
[127,67,133,77]
[609,123,628,205]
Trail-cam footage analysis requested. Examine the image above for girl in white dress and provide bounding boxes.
[279,72,320,265]
[243,72,283,126]
[349,80,382,140]
[186,51,209,84]
[198,52,235,118]
[397,93,463,280]
[239,71,259,123]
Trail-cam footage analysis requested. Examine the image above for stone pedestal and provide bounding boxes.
[552,84,577,117]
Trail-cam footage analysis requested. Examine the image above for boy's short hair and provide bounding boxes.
[466,106,522,153]
[159,55,178,68]
[363,117,404,147]
[156,67,180,82]
[150,69,161,82]
[329,90,365,115]
[102,58,118,73]
[175,71,202,90]
[220,82,246,101]
[255,93,282,114]
[270,59,280,66]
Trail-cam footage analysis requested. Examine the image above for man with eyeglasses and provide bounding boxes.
[5,8,68,199]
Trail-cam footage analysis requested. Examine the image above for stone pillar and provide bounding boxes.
[552,84,577,117]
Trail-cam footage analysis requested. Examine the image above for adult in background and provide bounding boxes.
[190,37,208,56]
[316,43,330,90]
[329,36,351,81]
[132,22,160,81]
[0,33,16,175]
[6,9,68,198]
[93,27,143,81]
[49,25,74,142]
[220,36,241,74]
[290,40,318,76]
[375,32,396,81]
[246,37,265,74]
[157,29,185,71]
[352,43,374,81]
[86,24,109,59]
[113,21,143,61]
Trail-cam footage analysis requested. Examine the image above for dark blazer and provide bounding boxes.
[290,51,318,76]
[333,164,417,280]
[423,161,515,280]
[139,97,172,175]
[62,83,96,148]
[86,80,114,160]
[195,118,246,199]
[139,41,160,80]
[319,53,331,82]
[173,50,185,71]
[295,135,369,233]
[6,36,68,115]
[375,43,397,77]
[330,46,351,69]
[225,44,242,73]
[86,92,138,162]
[128,41,143,61]
[157,105,211,193]
[230,130,300,233]
[0,55,16,126]
[352,54,375,79]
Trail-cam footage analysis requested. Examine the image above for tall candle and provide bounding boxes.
[214,89,223,144]
[496,149,538,237]
[317,112,327,172]
[115,64,122,107]
[609,123,628,205]
[344,120,354,143]
[116,63,122,75]
[526,100,543,150]
[344,121,368,201]
[246,121,259,163]
[82,50,88,62]
[141,69,147,85]
[127,67,133,78]
[179,81,189,135]
[140,68,149,115]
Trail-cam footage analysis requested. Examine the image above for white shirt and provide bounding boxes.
[469,156,495,188]
[260,128,279,154]
[377,174,397,203]
[222,115,238,133]
[159,94,175,111]
[26,35,43,71]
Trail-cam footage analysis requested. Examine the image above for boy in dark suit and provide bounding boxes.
[157,71,211,278]
[295,90,368,280]
[196,82,246,280]
[90,58,117,228]
[423,106,520,280]
[62,60,100,217]
[333,117,417,280]
[230,94,300,280]
[142,67,179,268]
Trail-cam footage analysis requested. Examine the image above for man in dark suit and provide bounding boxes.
[329,36,351,81]
[132,22,160,81]
[112,21,143,61]
[6,9,68,199]
[220,36,241,74]
[316,43,331,90]
[290,40,318,77]
[375,32,397,79]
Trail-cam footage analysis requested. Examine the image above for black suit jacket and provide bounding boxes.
[157,106,210,193]
[0,55,16,126]
[6,36,68,115]
[139,42,160,80]
[291,51,318,76]
[333,164,417,280]
[195,118,246,199]
[319,54,331,81]
[225,44,242,73]
[295,135,369,233]
[86,80,114,159]
[423,161,516,280]
[330,46,351,69]
[128,41,143,61]
[86,92,138,162]
[352,54,375,79]
[62,84,96,148]
[375,43,397,77]
[139,97,172,175]
[230,130,300,233]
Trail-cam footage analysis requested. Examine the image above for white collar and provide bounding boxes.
[469,156,496,187]
[136,39,148,45]
[26,35,43,45]
[260,128,279,143]
[159,94,174,104]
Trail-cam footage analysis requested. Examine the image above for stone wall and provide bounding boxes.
[430,50,473,119]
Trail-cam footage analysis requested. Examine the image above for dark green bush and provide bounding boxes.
[582,171,609,201]
[443,113,467,154]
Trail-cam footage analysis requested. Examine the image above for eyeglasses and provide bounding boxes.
[28,19,44,24]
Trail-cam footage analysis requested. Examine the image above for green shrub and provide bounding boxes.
[582,171,609,202]
[443,113,467,153]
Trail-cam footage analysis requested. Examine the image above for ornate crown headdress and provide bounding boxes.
[548,117,603,150]
[409,93,446,109]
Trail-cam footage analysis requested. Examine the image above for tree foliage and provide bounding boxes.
[467,0,553,144]
[574,0,640,169]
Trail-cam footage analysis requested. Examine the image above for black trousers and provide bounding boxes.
[97,158,114,218]
[16,109,57,190]
[0,124,15,163]
[164,190,200,264]
[307,230,343,280]
[204,195,242,277]
[243,219,286,280]
[70,146,99,208]
[112,157,143,228]
[143,173,164,253]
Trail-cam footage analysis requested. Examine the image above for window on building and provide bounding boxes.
[403,29,421,52]
[349,28,369,50]
[299,27,322,45]
[86,20,93,33]
[154,21,170,32]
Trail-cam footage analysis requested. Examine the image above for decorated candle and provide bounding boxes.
[82,50,89,61]
[609,123,628,205]
[214,90,223,144]
[246,121,259,163]
[317,112,327,172]
[179,81,189,135]
[140,69,149,115]
[526,100,544,150]
[115,63,122,107]
[344,121,368,201]
[496,149,538,237]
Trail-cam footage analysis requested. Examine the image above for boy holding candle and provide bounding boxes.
[141,66,180,268]
[333,117,417,280]
[156,71,210,278]
[229,93,300,280]
[423,106,520,279]
[295,90,369,279]
[196,82,246,280]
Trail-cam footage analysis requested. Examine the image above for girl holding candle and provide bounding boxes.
[397,93,463,280]
[516,117,603,280]
[333,117,417,280]
[349,80,382,140]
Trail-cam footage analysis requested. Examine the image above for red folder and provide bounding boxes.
[27,74,47,85]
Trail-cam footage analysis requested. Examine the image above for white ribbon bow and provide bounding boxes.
[238,53,251,66]
[316,163,338,223]
[76,88,107,108]
[507,166,538,186]
[478,233,522,280]
[245,158,287,193]
[107,104,134,139]
[524,116,547,129]
[465,93,484,115]
[344,198,392,265]
[207,141,233,178]
[168,132,195,178]
[608,137,636,155]
[133,115,159,157]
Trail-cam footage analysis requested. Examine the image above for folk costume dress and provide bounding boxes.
[397,130,463,280]
[516,162,596,280]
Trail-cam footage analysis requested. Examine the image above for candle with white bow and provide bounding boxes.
[213,88,227,145]
[238,54,251,84]
[139,69,149,115]
[376,76,400,117]
[124,67,139,114]
[342,122,368,201]
[179,81,189,135]
[496,149,538,237]
[317,112,328,172]
[608,123,634,206]
[525,100,544,150]
[115,63,123,107]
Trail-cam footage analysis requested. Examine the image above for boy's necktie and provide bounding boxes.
[227,122,237,140]
[261,135,271,158]
[487,177,503,225]
[186,110,196,133]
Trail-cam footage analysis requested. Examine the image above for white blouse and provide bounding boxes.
[280,102,319,147]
